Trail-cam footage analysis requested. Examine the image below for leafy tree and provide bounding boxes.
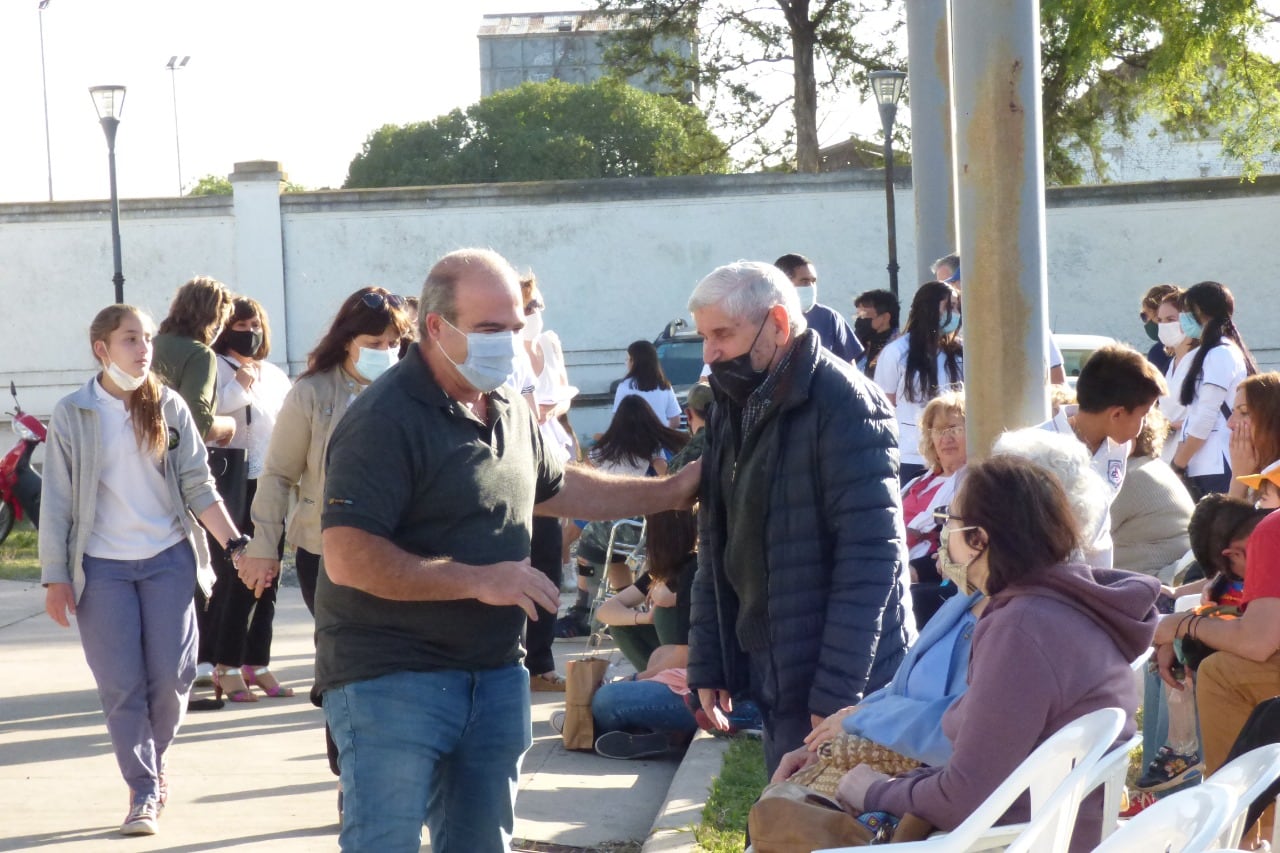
[596,0,895,174]
[186,174,232,196]
[596,0,1280,184]
[185,174,307,196]
[344,78,729,188]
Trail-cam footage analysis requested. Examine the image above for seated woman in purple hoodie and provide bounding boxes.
[834,454,1160,852]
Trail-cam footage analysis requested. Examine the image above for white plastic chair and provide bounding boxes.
[1093,781,1237,853]
[814,707,1125,853]
[1205,743,1280,849]
[958,731,1141,851]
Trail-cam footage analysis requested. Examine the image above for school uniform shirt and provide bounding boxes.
[1038,404,1127,568]
[1178,341,1248,478]
[612,377,681,425]
[1157,350,1197,463]
[874,336,964,468]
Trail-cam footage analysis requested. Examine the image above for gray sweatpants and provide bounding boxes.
[77,540,198,804]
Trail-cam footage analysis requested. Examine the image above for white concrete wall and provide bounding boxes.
[2,168,1278,434]
[1071,111,1280,183]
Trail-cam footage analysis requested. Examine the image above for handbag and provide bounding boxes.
[562,657,611,750]
[206,446,249,526]
[748,782,875,852]
[786,733,923,796]
[748,782,936,852]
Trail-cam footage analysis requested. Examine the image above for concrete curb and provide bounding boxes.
[642,730,732,853]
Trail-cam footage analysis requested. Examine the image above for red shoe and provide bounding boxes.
[1120,788,1158,818]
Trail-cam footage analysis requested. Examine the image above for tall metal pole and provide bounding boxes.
[879,104,900,296]
[101,117,125,303]
[38,0,53,201]
[951,0,1050,459]
[167,56,189,195]
[904,0,955,287]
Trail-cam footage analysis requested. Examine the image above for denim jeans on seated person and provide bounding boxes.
[592,679,699,735]
[324,664,531,853]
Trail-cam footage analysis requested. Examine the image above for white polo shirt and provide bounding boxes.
[85,378,185,560]
[1038,404,1128,569]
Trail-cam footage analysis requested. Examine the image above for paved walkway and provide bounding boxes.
[0,580,681,852]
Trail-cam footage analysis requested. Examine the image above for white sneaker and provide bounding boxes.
[120,800,158,836]
[550,710,566,734]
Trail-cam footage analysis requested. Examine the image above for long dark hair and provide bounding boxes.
[624,340,672,392]
[1179,281,1256,407]
[303,286,413,378]
[593,395,687,468]
[644,509,697,587]
[902,281,963,403]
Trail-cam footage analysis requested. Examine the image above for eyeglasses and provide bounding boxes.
[524,299,544,316]
[929,424,965,439]
[360,292,406,311]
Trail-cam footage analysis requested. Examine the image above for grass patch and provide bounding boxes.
[696,736,768,853]
[0,520,39,581]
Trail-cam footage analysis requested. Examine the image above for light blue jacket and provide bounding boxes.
[844,590,982,766]
[39,378,220,601]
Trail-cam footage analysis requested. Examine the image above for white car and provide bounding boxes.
[1053,333,1118,387]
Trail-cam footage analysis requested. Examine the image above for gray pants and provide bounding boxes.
[78,540,198,803]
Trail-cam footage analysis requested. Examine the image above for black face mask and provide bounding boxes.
[853,316,875,343]
[223,329,263,358]
[707,316,772,405]
[1143,319,1159,343]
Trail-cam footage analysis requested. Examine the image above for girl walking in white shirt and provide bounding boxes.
[40,305,246,836]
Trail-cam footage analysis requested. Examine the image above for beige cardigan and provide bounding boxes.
[245,368,363,560]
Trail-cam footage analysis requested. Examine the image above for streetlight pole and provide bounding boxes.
[38,0,53,201]
[869,69,908,297]
[166,55,190,195]
[90,85,126,304]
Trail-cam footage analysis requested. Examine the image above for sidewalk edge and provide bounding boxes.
[641,729,731,853]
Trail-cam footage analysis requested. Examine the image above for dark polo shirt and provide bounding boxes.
[314,343,564,692]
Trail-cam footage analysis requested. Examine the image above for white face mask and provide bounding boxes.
[105,359,146,392]
[1157,320,1186,348]
[439,317,519,393]
[354,346,398,383]
[800,284,818,313]
[522,310,544,342]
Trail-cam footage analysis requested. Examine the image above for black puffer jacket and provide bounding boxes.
[688,330,915,718]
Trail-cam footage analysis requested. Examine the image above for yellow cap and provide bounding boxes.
[1238,458,1280,491]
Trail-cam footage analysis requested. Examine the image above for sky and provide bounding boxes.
[0,0,887,205]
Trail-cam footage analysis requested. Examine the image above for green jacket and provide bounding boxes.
[153,333,219,439]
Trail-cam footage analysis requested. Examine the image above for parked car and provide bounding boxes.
[609,319,705,403]
[1053,333,1117,387]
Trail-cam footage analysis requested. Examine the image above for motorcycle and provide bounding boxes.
[0,381,46,545]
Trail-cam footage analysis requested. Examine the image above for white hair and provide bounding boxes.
[688,261,807,335]
[991,428,1108,542]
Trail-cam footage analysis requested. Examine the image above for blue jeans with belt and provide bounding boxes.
[324,664,531,853]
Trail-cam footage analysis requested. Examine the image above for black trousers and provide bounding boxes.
[206,480,278,666]
[295,547,320,617]
[524,516,564,676]
[1226,696,1280,835]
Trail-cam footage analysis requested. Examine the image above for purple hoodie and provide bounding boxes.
[864,563,1159,852]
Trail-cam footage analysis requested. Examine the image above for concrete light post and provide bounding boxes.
[90,85,126,304]
[39,0,54,201]
[870,69,908,296]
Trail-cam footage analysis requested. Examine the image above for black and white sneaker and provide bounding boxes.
[593,731,670,760]
[550,710,566,734]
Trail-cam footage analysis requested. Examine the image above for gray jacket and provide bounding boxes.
[39,378,221,601]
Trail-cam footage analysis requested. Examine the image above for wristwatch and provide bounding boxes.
[224,534,252,558]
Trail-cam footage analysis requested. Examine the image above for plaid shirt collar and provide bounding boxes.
[741,340,798,436]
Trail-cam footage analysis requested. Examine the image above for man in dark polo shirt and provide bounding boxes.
[309,248,698,853]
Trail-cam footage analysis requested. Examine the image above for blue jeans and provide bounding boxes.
[592,680,698,735]
[77,540,198,803]
[324,665,531,853]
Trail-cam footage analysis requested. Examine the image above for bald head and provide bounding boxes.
[420,249,520,331]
